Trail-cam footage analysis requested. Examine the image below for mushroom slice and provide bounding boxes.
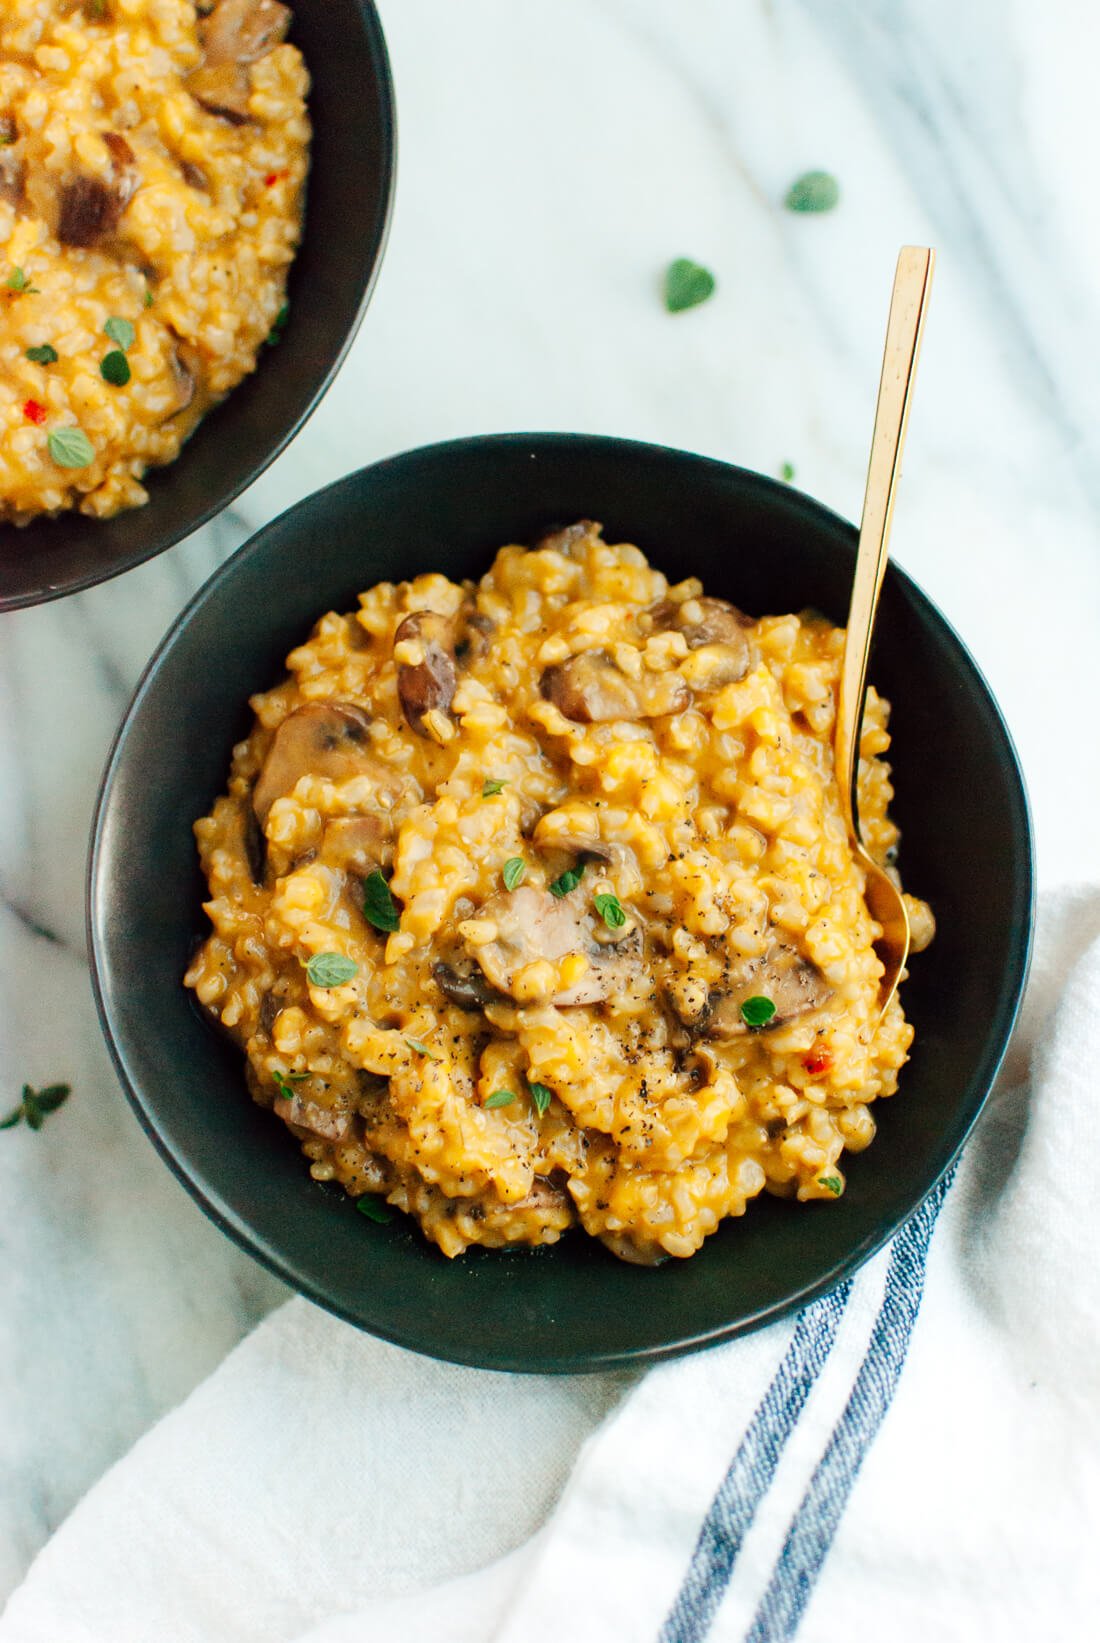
[191,0,291,122]
[650,595,750,685]
[201,0,291,64]
[252,701,380,827]
[0,120,23,206]
[321,814,390,877]
[56,133,137,247]
[188,62,252,122]
[470,885,643,1006]
[540,651,638,723]
[274,1091,353,1143]
[531,805,633,875]
[165,342,199,418]
[534,520,598,555]
[541,650,688,723]
[394,611,457,734]
[431,961,501,1012]
[697,941,833,1040]
[517,1176,573,1216]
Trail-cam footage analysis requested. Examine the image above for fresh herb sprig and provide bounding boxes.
[1,1083,71,1132]
[305,952,358,988]
[272,1069,308,1101]
[362,869,400,933]
[593,892,626,930]
[785,170,840,213]
[740,995,777,1029]
[549,860,585,898]
[664,258,716,313]
[502,857,526,891]
[48,426,94,469]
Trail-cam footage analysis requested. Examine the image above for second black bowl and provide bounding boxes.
[0,0,395,612]
[88,434,1034,1371]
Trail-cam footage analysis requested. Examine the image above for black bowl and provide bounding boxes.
[0,0,395,613]
[87,434,1034,1372]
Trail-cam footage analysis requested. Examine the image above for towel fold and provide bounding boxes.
[4,889,1098,1643]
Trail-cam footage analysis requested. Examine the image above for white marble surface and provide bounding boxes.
[3,0,1100,1605]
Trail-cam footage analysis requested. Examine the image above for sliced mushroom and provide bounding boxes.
[190,0,291,122]
[470,885,643,1006]
[431,961,501,1012]
[56,133,137,247]
[517,1175,573,1215]
[455,606,494,662]
[274,1091,353,1142]
[650,595,750,685]
[165,342,198,418]
[243,803,267,885]
[394,611,457,734]
[187,62,253,122]
[252,701,380,827]
[693,941,833,1040]
[181,160,208,190]
[531,806,633,874]
[322,814,390,876]
[534,520,598,554]
[0,120,23,207]
[201,0,291,64]
[540,650,689,723]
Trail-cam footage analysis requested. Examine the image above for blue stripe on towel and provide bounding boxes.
[744,1173,953,1643]
[659,1279,853,1643]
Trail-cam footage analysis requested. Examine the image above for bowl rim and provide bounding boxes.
[0,0,397,614]
[86,431,1036,1372]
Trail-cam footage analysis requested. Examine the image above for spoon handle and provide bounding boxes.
[836,245,935,842]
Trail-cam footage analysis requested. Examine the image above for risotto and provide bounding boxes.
[185,522,934,1264]
[0,0,310,524]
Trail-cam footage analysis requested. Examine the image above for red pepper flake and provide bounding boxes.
[23,398,47,425]
[803,1046,833,1078]
[264,169,289,187]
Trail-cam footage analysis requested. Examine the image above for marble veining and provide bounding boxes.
[2,0,1098,1601]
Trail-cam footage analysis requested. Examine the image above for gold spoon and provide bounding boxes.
[835,244,935,1015]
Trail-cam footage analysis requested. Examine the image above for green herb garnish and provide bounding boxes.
[484,1089,517,1109]
[7,267,39,294]
[144,286,154,308]
[780,461,795,483]
[305,952,358,988]
[100,350,131,386]
[784,170,840,214]
[0,1083,71,1133]
[356,1196,394,1223]
[740,995,777,1029]
[528,1081,553,1116]
[104,316,135,351]
[819,1176,843,1196]
[664,257,716,314]
[594,892,626,930]
[362,868,400,933]
[481,778,507,798]
[502,857,526,891]
[272,1069,308,1100]
[25,344,58,365]
[549,860,585,898]
[266,301,289,346]
[405,1037,440,1061]
[47,426,94,469]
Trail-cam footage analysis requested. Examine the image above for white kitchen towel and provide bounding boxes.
[3,888,1099,1643]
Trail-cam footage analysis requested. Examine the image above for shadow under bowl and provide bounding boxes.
[0,0,395,612]
[87,433,1034,1372]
